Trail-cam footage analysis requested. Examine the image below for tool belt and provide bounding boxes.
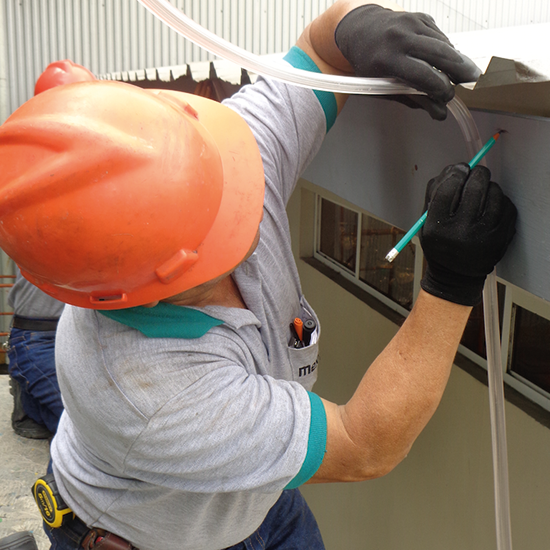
[32,474,138,550]
[12,315,59,331]
[59,518,138,550]
[81,526,138,550]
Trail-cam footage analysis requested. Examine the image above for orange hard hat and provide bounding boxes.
[34,59,96,95]
[0,81,264,309]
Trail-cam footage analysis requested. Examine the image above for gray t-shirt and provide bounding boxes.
[51,75,327,550]
[8,268,64,319]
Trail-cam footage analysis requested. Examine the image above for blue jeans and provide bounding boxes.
[8,326,62,433]
[45,488,325,550]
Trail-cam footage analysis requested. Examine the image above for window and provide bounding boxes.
[308,187,550,415]
[359,215,415,311]
[319,199,358,272]
[509,306,550,394]
[459,283,506,359]
[315,197,416,316]
[501,286,550,409]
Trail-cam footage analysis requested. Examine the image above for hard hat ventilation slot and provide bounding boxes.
[89,293,128,305]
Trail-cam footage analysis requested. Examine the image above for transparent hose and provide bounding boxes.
[137,0,420,95]
[137,2,512,548]
[448,101,513,550]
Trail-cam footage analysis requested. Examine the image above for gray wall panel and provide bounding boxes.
[303,97,550,304]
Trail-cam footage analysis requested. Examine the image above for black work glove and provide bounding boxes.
[334,5,481,120]
[420,163,517,306]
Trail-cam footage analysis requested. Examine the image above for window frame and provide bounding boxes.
[501,283,550,410]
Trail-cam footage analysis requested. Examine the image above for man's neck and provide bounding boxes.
[163,275,247,309]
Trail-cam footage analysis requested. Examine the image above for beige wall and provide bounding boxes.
[287,180,550,550]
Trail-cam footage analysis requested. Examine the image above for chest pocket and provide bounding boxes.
[287,299,321,391]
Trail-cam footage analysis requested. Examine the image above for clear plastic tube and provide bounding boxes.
[137,2,513,548]
[137,0,420,96]
[483,270,513,550]
[448,101,513,550]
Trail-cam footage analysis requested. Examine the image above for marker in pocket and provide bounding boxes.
[289,322,302,348]
[302,319,316,346]
[293,318,303,342]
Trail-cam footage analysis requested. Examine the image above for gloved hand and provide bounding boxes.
[420,163,517,306]
[334,5,481,120]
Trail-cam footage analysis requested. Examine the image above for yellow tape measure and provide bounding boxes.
[32,473,73,528]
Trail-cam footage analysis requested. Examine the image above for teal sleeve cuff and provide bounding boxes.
[285,392,327,490]
[283,46,338,133]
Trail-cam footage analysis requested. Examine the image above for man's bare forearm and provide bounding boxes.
[310,291,472,483]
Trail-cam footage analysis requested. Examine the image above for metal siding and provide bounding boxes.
[0,0,334,117]
[397,0,550,31]
[3,0,550,116]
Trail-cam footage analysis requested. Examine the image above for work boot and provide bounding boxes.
[9,377,52,440]
[0,532,39,550]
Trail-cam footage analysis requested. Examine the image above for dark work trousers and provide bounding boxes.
[8,325,62,434]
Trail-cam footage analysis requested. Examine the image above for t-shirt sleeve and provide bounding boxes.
[123,352,326,494]
[283,46,338,134]
[284,392,327,489]
[222,49,336,207]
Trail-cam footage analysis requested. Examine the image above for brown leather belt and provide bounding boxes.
[82,528,137,550]
[54,514,138,550]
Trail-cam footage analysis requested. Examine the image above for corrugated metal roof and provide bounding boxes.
[103,58,255,102]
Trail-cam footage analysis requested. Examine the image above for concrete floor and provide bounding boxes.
[0,373,50,549]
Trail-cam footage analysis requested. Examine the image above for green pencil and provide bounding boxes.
[385,131,502,263]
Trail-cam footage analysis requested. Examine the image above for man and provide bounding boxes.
[6,60,96,440]
[8,267,63,439]
[0,2,516,549]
